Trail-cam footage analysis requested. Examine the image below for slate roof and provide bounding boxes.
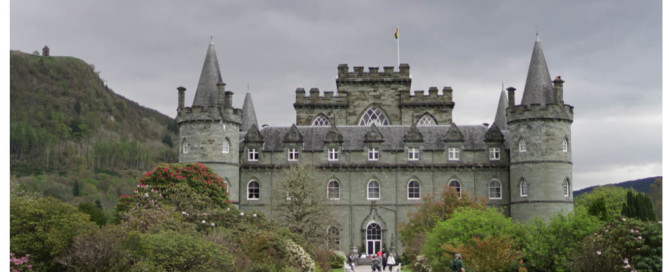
[192,37,223,107]
[241,93,258,132]
[493,90,509,130]
[254,125,508,152]
[520,37,555,106]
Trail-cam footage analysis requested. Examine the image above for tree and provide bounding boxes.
[587,197,610,221]
[270,163,333,248]
[575,186,631,218]
[622,191,656,221]
[442,235,523,272]
[77,202,107,226]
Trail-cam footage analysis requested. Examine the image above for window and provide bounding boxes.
[368,148,379,161]
[562,138,569,152]
[327,226,340,250]
[328,148,339,161]
[489,180,501,199]
[519,138,527,152]
[222,139,230,154]
[182,138,189,154]
[288,148,299,161]
[448,148,460,161]
[520,179,528,197]
[327,180,340,200]
[247,180,260,200]
[489,147,500,160]
[366,223,382,255]
[417,114,437,126]
[563,179,570,197]
[359,106,389,126]
[248,148,259,161]
[408,148,419,161]
[408,180,420,199]
[449,180,462,198]
[223,180,230,193]
[312,115,330,126]
[367,180,380,200]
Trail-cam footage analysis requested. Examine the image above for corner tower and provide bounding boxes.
[507,37,574,221]
[176,37,242,205]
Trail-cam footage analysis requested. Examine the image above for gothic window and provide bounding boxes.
[489,180,502,199]
[367,180,380,200]
[408,180,420,199]
[247,180,260,200]
[222,138,230,154]
[288,148,299,161]
[182,138,189,154]
[449,180,462,198]
[368,147,379,161]
[519,138,527,152]
[520,179,528,197]
[327,226,340,250]
[489,147,500,160]
[563,179,570,197]
[366,223,382,255]
[408,148,419,161]
[312,115,331,126]
[328,148,339,161]
[223,180,230,193]
[417,114,437,126]
[327,180,340,200]
[562,138,569,152]
[448,148,460,161]
[359,106,390,126]
[248,148,259,161]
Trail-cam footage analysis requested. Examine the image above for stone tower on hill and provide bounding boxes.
[176,35,574,255]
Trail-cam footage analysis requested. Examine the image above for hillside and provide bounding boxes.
[575,176,662,220]
[10,50,178,211]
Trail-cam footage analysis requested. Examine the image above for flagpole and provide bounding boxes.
[396,26,400,67]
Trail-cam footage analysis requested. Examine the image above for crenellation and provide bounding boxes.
[336,63,411,80]
[383,66,394,73]
[428,87,438,97]
[414,90,424,97]
[324,91,334,98]
[507,103,574,123]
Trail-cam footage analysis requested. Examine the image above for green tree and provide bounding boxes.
[575,186,631,219]
[270,163,334,248]
[587,197,610,221]
[622,191,656,221]
[77,202,107,226]
[57,225,130,271]
[442,235,523,272]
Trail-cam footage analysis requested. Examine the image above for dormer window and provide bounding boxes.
[408,148,419,161]
[368,148,379,161]
[489,147,500,160]
[288,148,299,161]
[248,148,259,161]
[328,148,339,161]
[519,139,527,152]
[448,148,460,161]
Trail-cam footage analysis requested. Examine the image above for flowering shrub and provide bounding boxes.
[10,253,39,272]
[285,239,315,272]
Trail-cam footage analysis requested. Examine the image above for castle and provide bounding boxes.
[175,37,574,255]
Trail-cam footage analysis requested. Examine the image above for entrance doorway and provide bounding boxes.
[366,223,382,255]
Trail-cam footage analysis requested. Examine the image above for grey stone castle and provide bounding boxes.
[175,37,574,255]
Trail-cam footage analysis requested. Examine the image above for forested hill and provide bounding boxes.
[574,177,662,197]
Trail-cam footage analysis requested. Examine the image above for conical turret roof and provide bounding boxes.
[493,90,508,130]
[241,93,259,132]
[192,37,223,107]
[520,37,555,106]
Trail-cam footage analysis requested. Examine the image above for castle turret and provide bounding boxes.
[176,37,242,205]
[508,37,574,221]
[241,93,259,132]
[493,90,508,130]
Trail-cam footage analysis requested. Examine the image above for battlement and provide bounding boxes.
[399,87,454,107]
[294,87,349,108]
[336,64,410,84]
[507,103,574,123]
[177,105,242,125]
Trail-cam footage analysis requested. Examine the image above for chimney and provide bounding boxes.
[506,87,516,106]
[177,86,186,109]
[553,76,565,104]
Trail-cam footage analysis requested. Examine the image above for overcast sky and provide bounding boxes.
[9,1,662,190]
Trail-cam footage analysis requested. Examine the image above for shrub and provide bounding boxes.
[77,202,107,226]
[57,225,130,271]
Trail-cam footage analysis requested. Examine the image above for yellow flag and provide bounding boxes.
[394,28,399,39]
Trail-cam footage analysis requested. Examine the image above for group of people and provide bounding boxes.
[346,251,397,272]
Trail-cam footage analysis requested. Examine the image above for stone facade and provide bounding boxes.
[176,37,574,256]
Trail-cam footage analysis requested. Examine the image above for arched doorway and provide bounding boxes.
[366,223,382,255]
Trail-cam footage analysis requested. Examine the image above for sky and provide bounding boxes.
[8,1,663,190]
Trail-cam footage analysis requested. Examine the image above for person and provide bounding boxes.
[347,253,356,272]
[382,253,388,271]
[450,253,465,272]
[387,253,397,271]
[372,256,382,271]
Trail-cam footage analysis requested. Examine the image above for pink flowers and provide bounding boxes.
[596,251,601,255]
[621,218,627,222]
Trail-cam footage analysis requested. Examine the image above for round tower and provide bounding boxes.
[507,38,574,221]
[176,38,241,205]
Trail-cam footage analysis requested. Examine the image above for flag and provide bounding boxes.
[394,28,399,39]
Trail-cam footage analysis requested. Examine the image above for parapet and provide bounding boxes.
[399,87,454,107]
[336,64,411,84]
[294,87,349,108]
[507,103,574,123]
[177,105,242,125]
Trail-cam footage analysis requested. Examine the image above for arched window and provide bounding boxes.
[222,138,230,154]
[327,226,340,250]
[417,114,437,126]
[408,180,420,199]
[449,180,462,198]
[563,179,570,197]
[327,180,340,200]
[182,138,189,154]
[359,106,390,126]
[520,179,528,197]
[489,180,502,199]
[519,138,527,152]
[562,138,569,152]
[366,223,382,255]
[223,180,230,193]
[367,180,380,200]
[312,115,331,126]
[247,180,260,200]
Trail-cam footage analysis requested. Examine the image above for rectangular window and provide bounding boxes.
[328,148,339,161]
[248,149,259,161]
[408,148,419,161]
[448,148,460,161]
[368,148,379,161]
[489,147,500,160]
[288,148,299,161]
